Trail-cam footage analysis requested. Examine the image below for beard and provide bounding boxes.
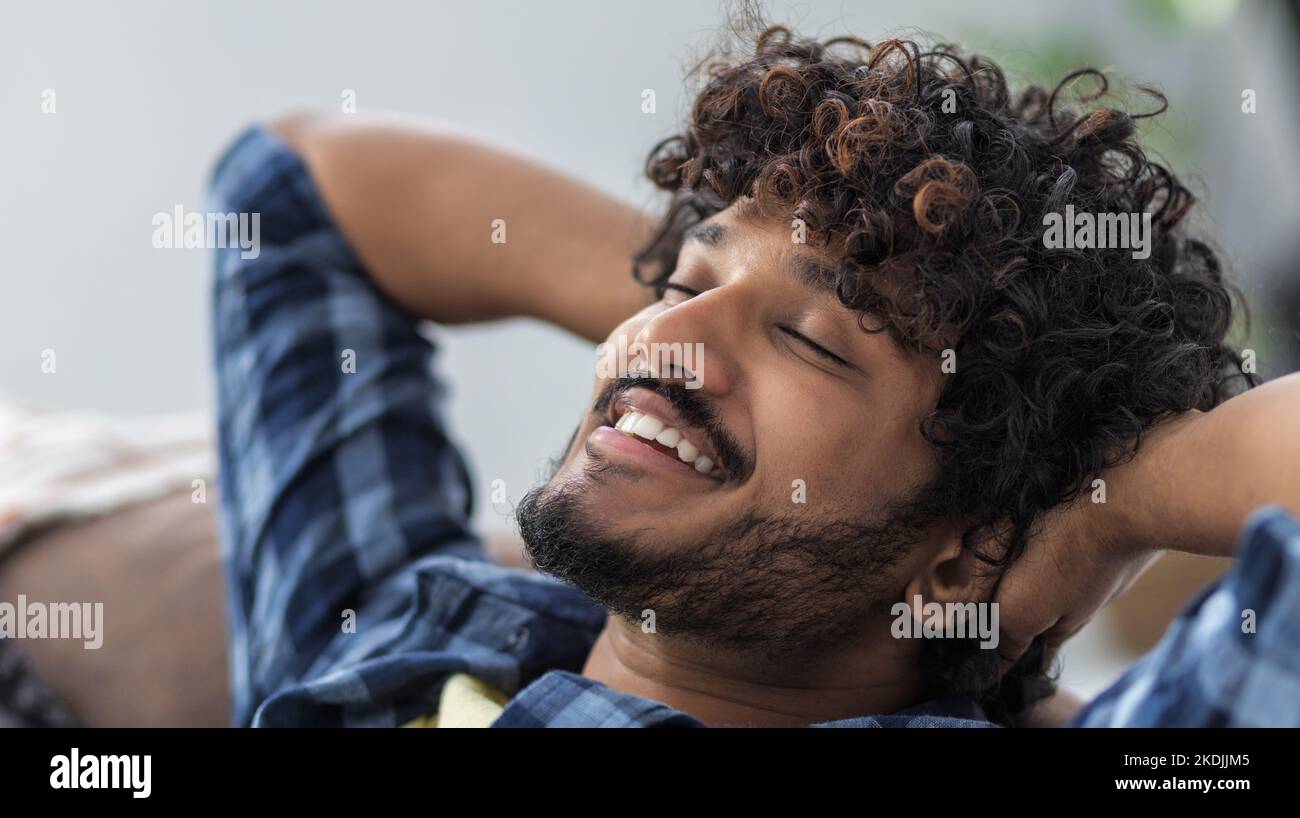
[517,449,939,664]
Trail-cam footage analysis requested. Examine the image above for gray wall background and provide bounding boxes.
[4,0,1298,698]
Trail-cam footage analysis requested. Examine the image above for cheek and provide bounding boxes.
[751,394,930,512]
[749,398,864,507]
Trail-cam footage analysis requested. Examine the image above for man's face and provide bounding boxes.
[518,204,952,659]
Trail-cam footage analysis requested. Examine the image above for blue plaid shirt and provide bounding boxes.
[210,125,1300,728]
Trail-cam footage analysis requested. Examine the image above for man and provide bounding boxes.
[210,24,1300,727]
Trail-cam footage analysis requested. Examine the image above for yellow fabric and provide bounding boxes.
[402,673,508,728]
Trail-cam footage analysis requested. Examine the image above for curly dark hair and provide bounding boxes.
[632,21,1255,722]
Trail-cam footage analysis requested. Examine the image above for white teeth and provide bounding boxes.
[631,415,664,439]
[654,427,682,447]
[612,409,722,480]
[675,439,699,463]
[616,411,641,433]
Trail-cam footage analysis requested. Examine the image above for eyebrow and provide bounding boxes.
[791,254,844,297]
[683,221,728,247]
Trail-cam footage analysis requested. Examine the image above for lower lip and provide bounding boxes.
[589,425,717,481]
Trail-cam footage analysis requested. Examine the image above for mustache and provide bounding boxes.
[593,376,754,483]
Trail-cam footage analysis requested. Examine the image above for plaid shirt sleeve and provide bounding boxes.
[1072,505,1300,727]
[207,126,487,726]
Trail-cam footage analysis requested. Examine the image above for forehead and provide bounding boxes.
[683,207,845,298]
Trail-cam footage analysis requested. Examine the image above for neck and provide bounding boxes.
[581,616,923,726]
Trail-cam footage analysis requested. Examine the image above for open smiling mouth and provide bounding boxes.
[598,407,726,482]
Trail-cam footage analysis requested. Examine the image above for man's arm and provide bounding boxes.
[271,113,654,342]
[996,372,1300,664]
[993,372,1300,725]
[211,118,646,724]
[1105,372,1300,557]
[209,124,490,724]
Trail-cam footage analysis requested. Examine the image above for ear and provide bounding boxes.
[902,525,1001,611]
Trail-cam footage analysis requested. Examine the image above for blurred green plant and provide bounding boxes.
[948,26,1197,174]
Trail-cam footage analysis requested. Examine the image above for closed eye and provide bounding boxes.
[663,282,854,370]
[778,325,853,368]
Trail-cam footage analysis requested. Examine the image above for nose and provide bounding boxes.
[630,289,740,397]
